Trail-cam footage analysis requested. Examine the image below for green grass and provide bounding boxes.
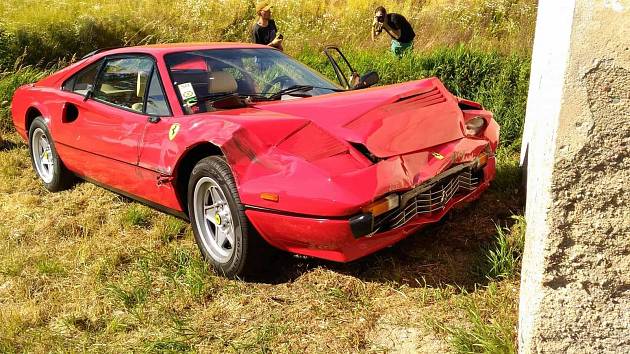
[121,204,154,228]
[0,66,49,132]
[481,216,526,280]
[35,259,67,277]
[447,283,517,353]
[426,217,524,353]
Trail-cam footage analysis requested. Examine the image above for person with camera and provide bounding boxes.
[252,1,283,51]
[371,6,415,58]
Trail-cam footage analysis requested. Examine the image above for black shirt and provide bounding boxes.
[252,19,278,45]
[386,13,415,43]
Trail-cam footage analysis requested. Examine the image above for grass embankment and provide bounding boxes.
[0,0,533,352]
[0,0,536,70]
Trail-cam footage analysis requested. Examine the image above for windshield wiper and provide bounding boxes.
[263,85,346,100]
[267,85,314,100]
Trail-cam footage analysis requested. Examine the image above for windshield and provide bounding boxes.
[164,48,342,114]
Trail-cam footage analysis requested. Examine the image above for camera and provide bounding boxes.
[375,15,385,23]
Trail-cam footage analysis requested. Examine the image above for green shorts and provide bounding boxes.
[391,40,413,58]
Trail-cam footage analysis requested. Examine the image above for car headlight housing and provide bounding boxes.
[465,116,486,136]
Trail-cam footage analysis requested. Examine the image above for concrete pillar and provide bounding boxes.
[519,0,629,352]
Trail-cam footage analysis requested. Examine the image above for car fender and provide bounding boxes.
[11,86,55,140]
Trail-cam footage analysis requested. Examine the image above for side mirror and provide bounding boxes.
[83,84,94,101]
[352,71,379,90]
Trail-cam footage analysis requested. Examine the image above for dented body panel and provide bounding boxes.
[11,43,499,262]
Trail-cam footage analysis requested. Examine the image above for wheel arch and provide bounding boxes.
[174,142,224,215]
[25,107,44,136]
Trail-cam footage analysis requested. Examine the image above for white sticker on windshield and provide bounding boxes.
[177,83,196,104]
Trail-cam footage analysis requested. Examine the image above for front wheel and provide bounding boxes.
[28,117,73,192]
[187,156,266,278]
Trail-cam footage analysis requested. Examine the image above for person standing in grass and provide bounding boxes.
[252,1,283,51]
[371,6,415,58]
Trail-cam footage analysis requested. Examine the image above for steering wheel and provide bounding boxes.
[262,75,295,96]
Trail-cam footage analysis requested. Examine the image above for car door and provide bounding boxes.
[323,46,379,90]
[54,55,160,192]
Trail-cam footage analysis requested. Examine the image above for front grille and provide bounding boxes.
[374,168,482,231]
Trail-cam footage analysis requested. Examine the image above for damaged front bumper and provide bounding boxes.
[350,160,485,237]
[245,157,495,262]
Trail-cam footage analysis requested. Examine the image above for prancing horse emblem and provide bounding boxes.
[169,123,181,141]
[431,152,444,160]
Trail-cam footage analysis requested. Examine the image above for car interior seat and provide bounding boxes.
[208,71,238,94]
[131,71,148,112]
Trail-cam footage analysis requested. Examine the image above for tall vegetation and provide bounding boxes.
[0,67,49,131]
[0,0,536,70]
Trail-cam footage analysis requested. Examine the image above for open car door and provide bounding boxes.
[323,46,379,90]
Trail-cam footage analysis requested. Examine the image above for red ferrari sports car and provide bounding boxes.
[11,43,498,277]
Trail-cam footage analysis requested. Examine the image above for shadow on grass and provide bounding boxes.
[253,162,525,290]
[0,137,21,151]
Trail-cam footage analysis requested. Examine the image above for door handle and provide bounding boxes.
[148,116,161,124]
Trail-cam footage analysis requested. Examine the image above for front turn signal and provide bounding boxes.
[362,194,400,217]
[474,145,492,169]
[260,192,279,202]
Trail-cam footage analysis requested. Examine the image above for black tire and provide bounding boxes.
[187,156,268,278]
[28,117,74,192]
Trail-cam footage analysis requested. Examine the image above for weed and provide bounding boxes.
[64,315,106,333]
[106,257,153,310]
[153,216,188,244]
[229,321,290,353]
[449,302,516,353]
[441,282,518,354]
[107,282,150,310]
[146,339,193,353]
[35,259,66,276]
[164,248,214,299]
[492,147,523,195]
[481,216,526,280]
[105,316,133,334]
[121,204,154,228]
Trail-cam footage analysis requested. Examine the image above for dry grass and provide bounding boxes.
[0,132,524,352]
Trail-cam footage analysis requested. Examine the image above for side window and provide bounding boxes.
[62,60,101,94]
[145,70,170,116]
[94,57,153,112]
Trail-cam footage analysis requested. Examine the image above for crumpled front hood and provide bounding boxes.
[254,77,465,157]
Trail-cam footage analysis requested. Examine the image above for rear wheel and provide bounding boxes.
[28,117,73,192]
[187,156,266,278]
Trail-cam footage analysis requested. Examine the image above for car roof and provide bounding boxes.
[87,42,271,58]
